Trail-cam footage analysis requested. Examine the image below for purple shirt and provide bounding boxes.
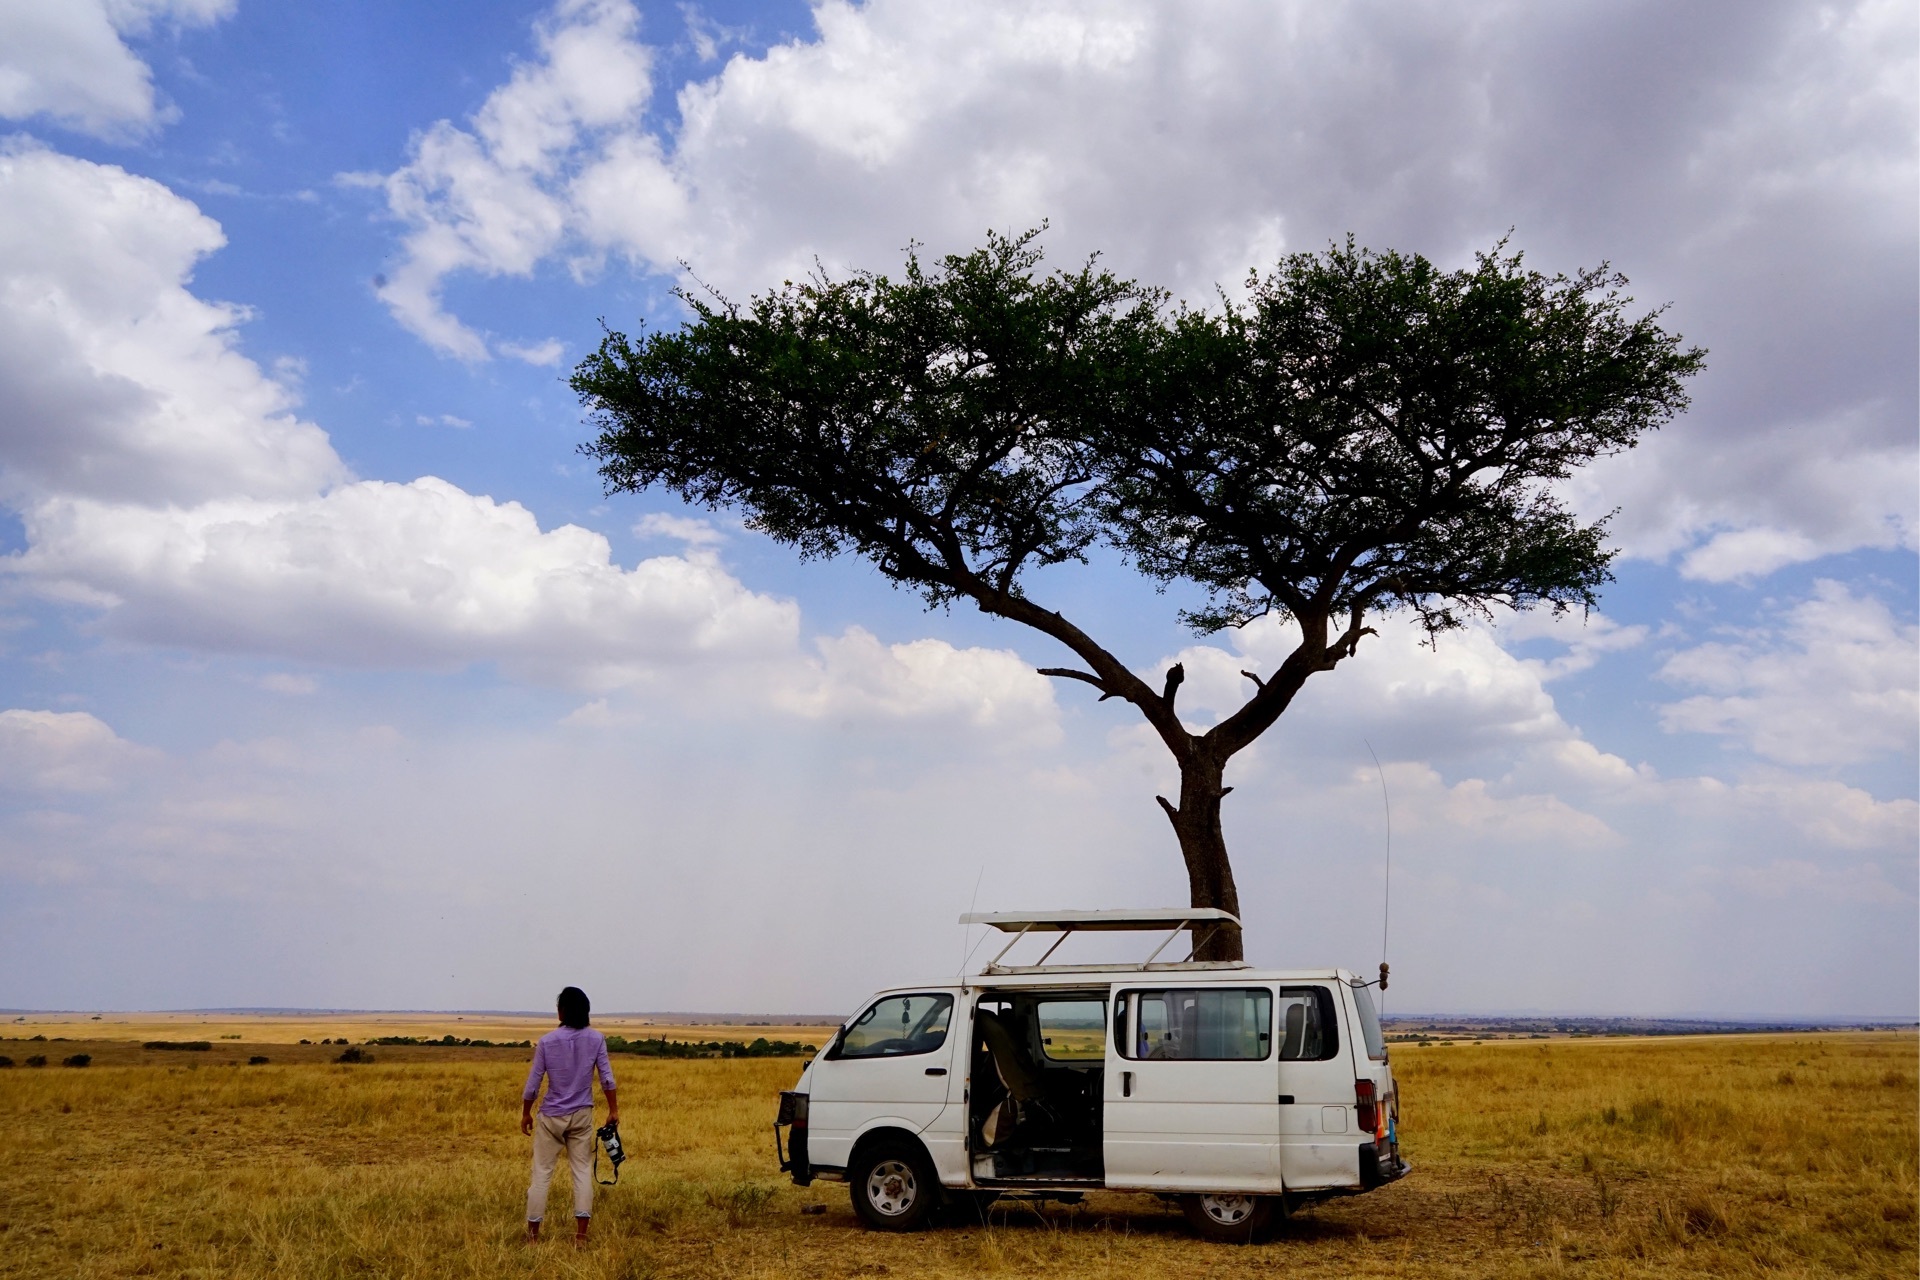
[522,1025,615,1117]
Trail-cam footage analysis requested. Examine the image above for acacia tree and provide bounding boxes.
[574,231,1702,961]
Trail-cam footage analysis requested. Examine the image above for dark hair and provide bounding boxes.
[557,986,591,1029]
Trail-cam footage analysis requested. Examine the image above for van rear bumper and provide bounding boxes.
[1359,1142,1410,1188]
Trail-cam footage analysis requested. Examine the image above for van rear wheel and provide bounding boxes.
[849,1140,939,1232]
[1181,1193,1276,1243]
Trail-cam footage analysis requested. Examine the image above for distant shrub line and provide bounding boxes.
[605,1035,813,1059]
[143,1041,212,1051]
[363,1035,533,1048]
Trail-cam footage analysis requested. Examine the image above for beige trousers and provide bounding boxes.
[527,1107,596,1222]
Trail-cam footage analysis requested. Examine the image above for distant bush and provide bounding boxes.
[604,1035,813,1060]
[26,1055,47,1067]
[335,1047,373,1064]
[0,1056,12,1067]
[248,1055,270,1065]
[298,1039,311,1045]
[220,1034,241,1040]
[29,1034,46,1042]
[143,1041,211,1051]
[63,1053,91,1067]
[365,1034,525,1048]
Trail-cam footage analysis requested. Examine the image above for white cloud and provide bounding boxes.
[373,0,1917,578]
[1658,580,1918,766]
[498,337,565,366]
[0,0,233,138]
[373,0,652,360]
[11,479,803,684]
[246,672,317,696]
[0,141,1070,741]
[633,512,725,545]
[781,626,1060,742]
[0,708,151,791]
[0,143,347,506]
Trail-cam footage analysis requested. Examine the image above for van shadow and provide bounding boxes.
[934,1195,1374,1243]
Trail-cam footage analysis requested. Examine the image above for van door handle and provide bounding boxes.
[1277,1094,1294,1105]
[1122,1071,1133,1097]
[925,1068,946,1076]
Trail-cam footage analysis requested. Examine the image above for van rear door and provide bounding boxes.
[1102,984,1281,1192]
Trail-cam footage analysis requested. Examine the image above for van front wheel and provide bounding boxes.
[850,1140,939,1232]
[1181,1193,1276,1243]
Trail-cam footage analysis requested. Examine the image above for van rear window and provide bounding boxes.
[1276,987,1339,1061]
[1350,981,1388,1061]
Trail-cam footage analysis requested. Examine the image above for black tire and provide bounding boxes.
[1181,1192,1277,1243]
[848,1139,940,1232]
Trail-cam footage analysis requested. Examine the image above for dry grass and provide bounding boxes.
[0,1028,1912,1278]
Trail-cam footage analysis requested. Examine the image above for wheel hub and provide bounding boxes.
[1199,1194,1255,1225]
[865,1159,918,1216]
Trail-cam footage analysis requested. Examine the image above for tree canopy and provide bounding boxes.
[574,230,1703,960]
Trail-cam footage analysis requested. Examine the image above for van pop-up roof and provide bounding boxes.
[959,908,1247,975]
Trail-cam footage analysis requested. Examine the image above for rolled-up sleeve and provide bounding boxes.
[522,1041,547,1103]
[596,1039,615,1092]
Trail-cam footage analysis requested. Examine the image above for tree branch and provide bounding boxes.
[1037,667,1119,700]
[1240,669,1265,690]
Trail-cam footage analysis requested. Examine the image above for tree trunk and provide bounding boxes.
[1160,755,1245,963]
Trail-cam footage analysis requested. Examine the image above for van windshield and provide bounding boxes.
[1350,981,1387,1061]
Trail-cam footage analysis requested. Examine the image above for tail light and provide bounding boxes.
[1355,1078,1379,1137]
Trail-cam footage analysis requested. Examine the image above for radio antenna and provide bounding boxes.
[957,862,986,978]
[1364,739,1392,1008]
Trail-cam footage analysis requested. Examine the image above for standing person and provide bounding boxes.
[521,986,619,1245]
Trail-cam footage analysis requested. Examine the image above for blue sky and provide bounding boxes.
[0,0,1913,1018]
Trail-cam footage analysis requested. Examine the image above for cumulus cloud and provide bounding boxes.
[780,626,1060,743]
[0,140,1063,732]
[0,708,151,791]
[12,480,804,684]
[1658,580,1919,766]
[374,0,651,361]
[372,0,1916,579]
[0,144,346,506]
[0,0,233,138]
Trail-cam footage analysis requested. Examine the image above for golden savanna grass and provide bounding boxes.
[0,1028,1913,1278]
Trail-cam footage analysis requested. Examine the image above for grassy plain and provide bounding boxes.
[1,1012,834,1050]
[0,1027,1912,1279]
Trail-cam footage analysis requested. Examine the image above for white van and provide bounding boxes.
[773,910,1408,1241]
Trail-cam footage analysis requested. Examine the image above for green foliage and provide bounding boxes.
[577,229,1155,608]
[576,230,1699,642]
[604,1035,813,1060]
[1099,238,1704,637]
[364,1035,526,1048]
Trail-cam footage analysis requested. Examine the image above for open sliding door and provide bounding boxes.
[1101,984,1282,1192]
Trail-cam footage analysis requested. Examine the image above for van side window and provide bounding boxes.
[834,993,954,1059]
[1119,988,1272,1061]
[1276,986,1340,1061]
[1034,999,1106,1062]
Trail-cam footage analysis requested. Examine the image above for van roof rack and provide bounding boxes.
[959,909,1247,975]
